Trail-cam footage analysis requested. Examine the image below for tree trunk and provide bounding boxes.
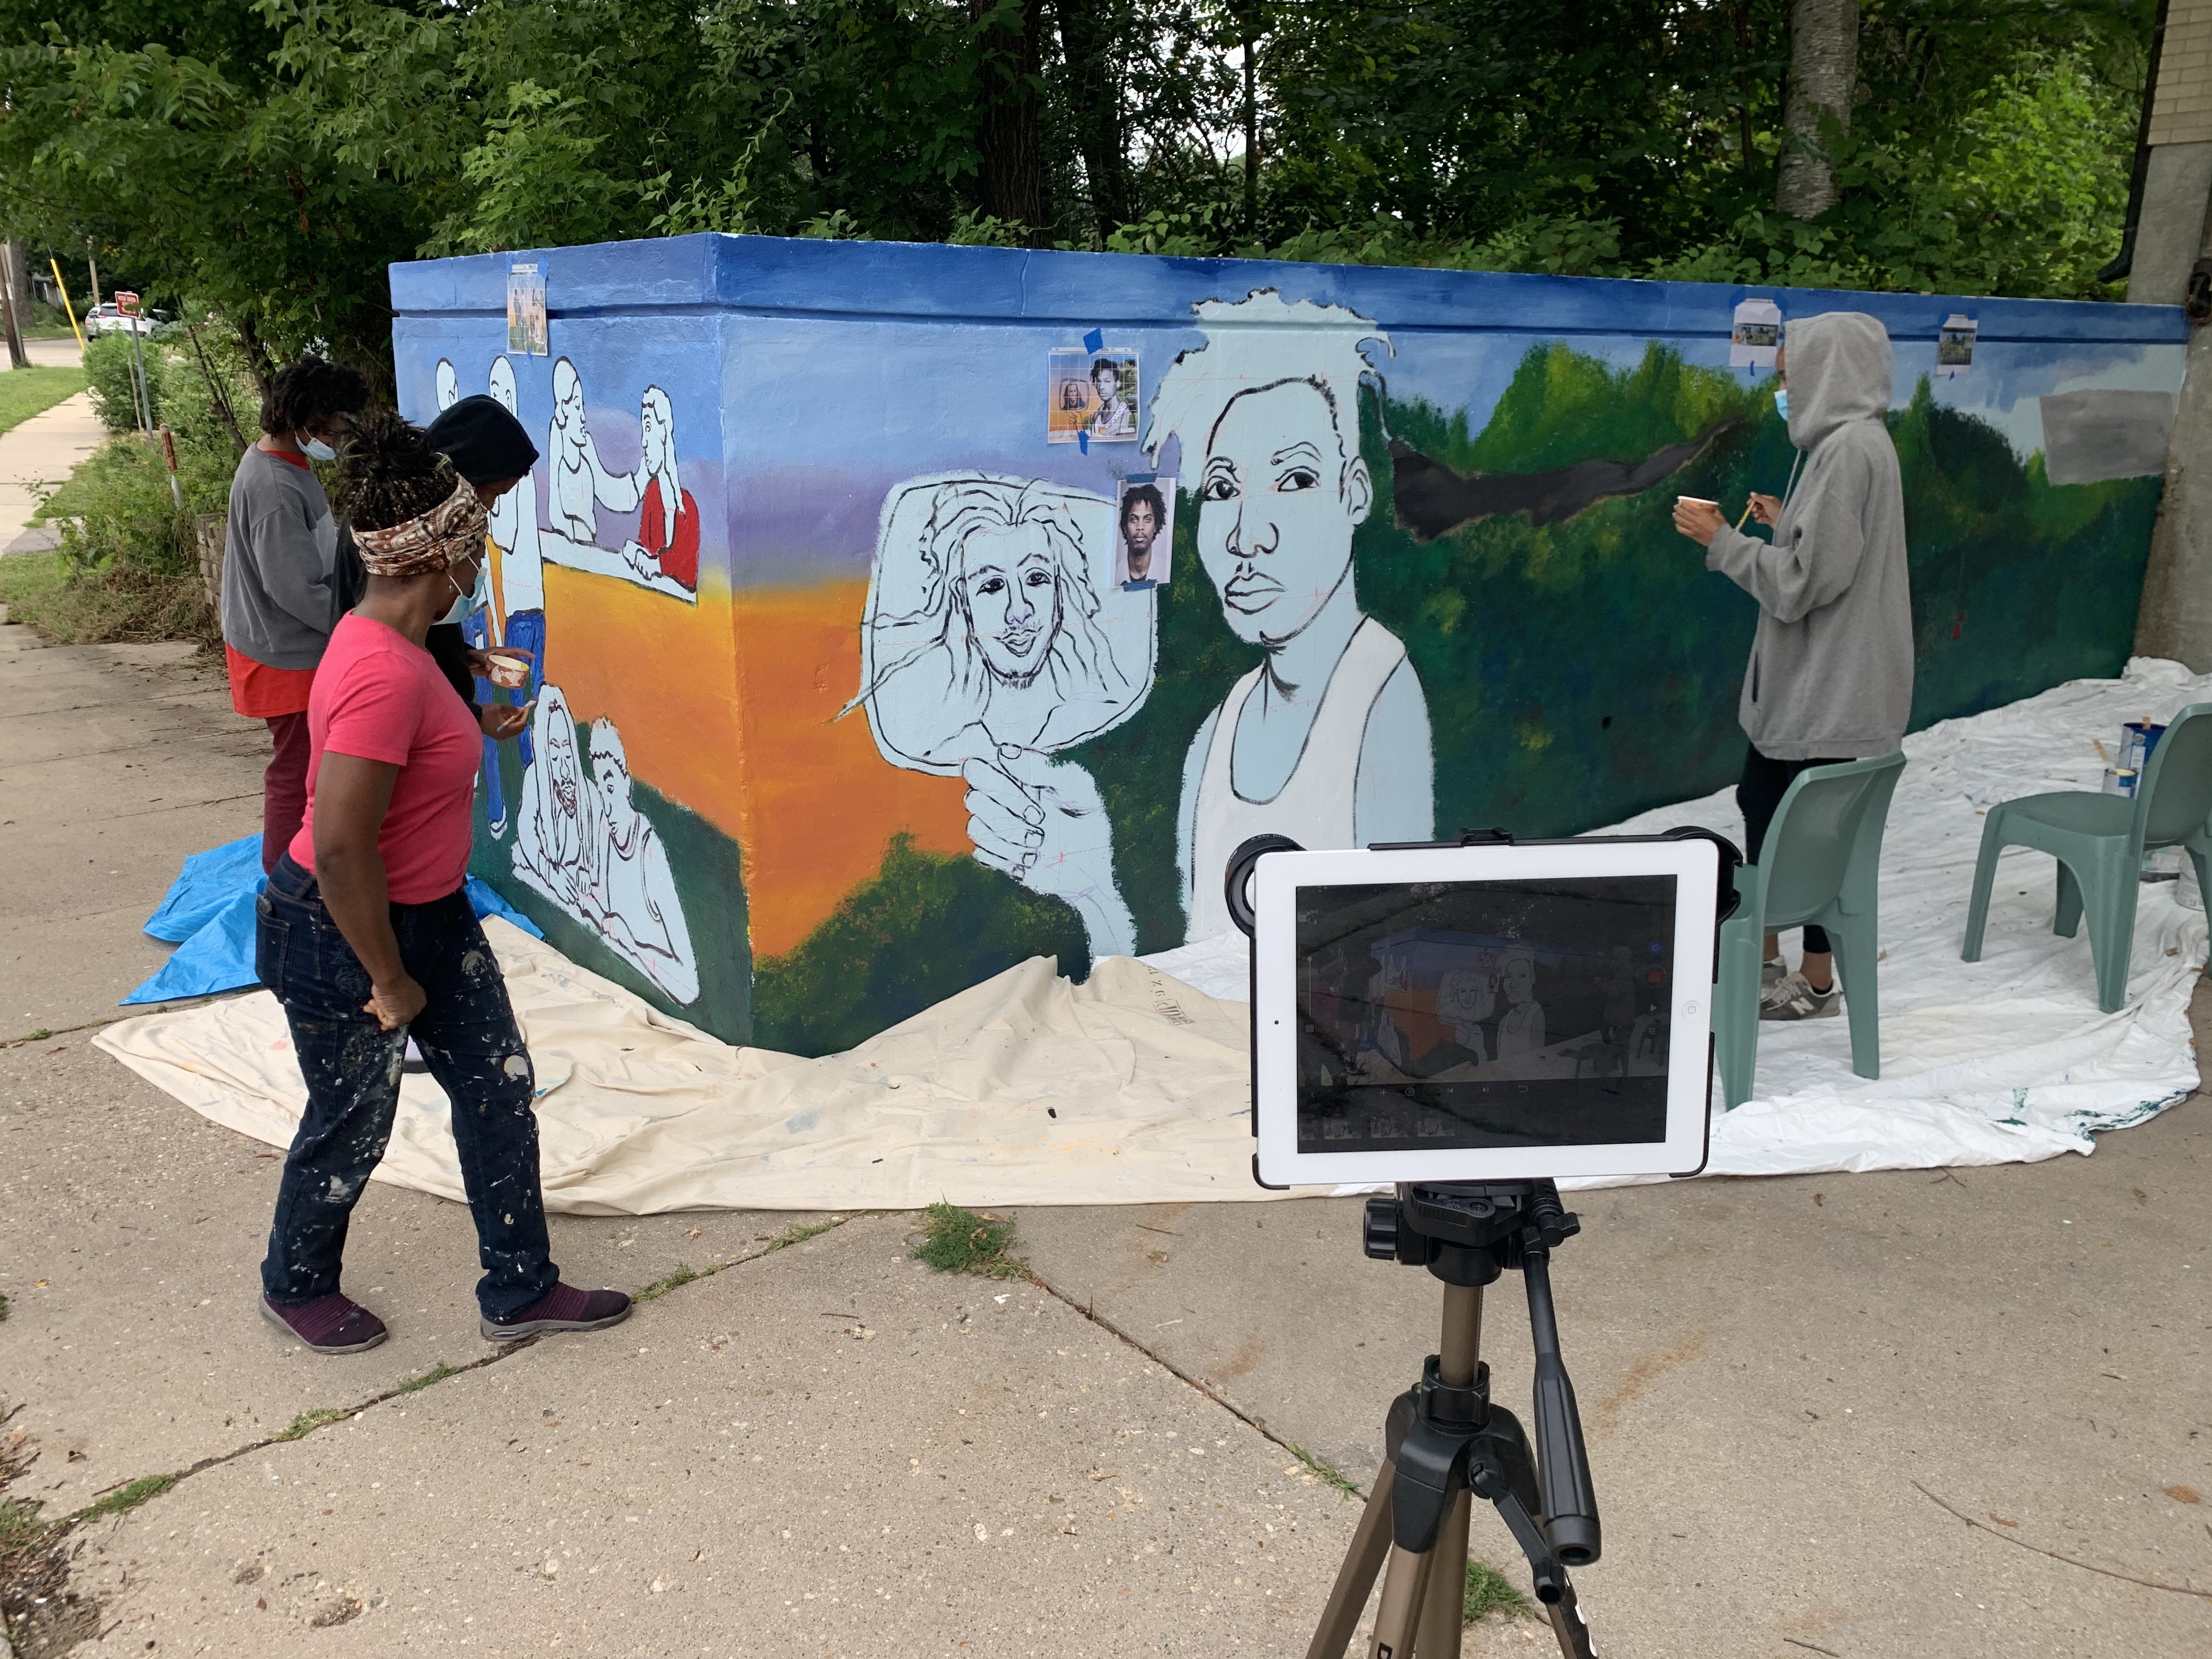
[973,0,1050,245]
[1242,35,1259,235]
[1053,0,1131,239]
[1776,0,1858,219]
[0,241,31,370]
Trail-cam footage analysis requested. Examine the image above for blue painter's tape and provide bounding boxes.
[1083,327,1104,354]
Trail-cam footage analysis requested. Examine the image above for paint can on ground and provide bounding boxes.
[2104,766,2139,797]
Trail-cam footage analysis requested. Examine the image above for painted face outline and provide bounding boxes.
[1436,969,1495,1028]
[488,357,520,415]
[1195,380,1372,646]
[597,753,637,855]
[640,390,672,474]
[1504,955,1537,1007]
[545,713,581,821]
[957,522,1062,684]
[552,358,584,434]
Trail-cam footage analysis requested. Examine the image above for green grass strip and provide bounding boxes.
[0,364,87,441]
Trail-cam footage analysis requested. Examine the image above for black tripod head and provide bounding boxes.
[1364,1181,1582,1286]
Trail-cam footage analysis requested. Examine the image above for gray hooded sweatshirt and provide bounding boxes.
[1704,311,1914,760]
[220,447,340,671]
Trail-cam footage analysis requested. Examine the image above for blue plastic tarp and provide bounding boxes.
[123,836,543,1006]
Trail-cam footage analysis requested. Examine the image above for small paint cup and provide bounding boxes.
[1676,496,1718,509]
[484,649,532,689]
[2103,766,2138,798]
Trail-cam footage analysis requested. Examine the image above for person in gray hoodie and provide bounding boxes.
[222,357,370,871]
[1673,311,1914,1022]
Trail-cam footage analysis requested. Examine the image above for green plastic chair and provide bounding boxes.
[1961,702,2212,1013]
[1714,753,1908,1110]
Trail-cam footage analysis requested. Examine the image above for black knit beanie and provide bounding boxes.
[424,394,540,486]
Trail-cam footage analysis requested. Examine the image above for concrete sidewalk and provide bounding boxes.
[3,631,2208,1658]
[2,357,102,550]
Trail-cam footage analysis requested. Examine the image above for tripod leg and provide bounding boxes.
[1305,1460,1398,1659]
[1368,1543,1435,1659]
[1411,1489,1472,1659]
[1543,1576,1599,1659]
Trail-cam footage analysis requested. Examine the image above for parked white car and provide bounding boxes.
[86,302,168,337]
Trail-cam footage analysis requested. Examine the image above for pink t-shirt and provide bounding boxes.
[289,613,479,904]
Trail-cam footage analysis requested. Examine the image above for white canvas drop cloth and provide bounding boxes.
[95,937,1278,1213]
[96,659,2208,1211]
[1150,656,2212,1187]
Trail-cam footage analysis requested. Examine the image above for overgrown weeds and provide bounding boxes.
[272,1408,351,1443]
[635,1263,702,1302]
[74,1473,178,1523]
[1463,1558,1533,1623]
[913,1201,1026,1278]
[390,1361,462,1397]
[763,1216,847,1252]
[0,544,216,646]
[1,324,251,649]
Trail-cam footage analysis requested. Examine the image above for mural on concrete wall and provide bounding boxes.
[394,237,2185,1057]
[404,321,735,1035]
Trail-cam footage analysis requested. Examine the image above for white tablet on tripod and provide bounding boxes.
[1245,835,1722,1188]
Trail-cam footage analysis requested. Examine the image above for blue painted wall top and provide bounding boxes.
[390,234,2190,346]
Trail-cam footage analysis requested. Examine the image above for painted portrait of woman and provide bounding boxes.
[852,473,1156,961]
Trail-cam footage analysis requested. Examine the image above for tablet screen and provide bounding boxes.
[1294,874,1678,1154]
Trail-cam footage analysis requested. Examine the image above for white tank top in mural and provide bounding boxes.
[1188,617,1409,941]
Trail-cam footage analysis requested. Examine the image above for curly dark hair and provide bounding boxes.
[259,356,369,438]
[1119,482,1166,531]
[338,407,460,534]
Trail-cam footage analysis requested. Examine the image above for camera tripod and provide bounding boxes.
[1305,1181,1600,1659]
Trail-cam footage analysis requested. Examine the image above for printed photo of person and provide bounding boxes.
[1086,356,1138,441]
[1115,478,1172,591]
[1047,347,1139,443]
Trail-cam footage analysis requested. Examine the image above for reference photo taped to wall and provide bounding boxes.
[1294,876,1677,1152]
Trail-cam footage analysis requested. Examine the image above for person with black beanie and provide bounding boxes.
[421,395,542,755]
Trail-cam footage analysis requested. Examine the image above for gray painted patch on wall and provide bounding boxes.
[2040,390,2178,486]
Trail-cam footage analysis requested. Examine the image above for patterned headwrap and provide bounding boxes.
[351,475,488,578]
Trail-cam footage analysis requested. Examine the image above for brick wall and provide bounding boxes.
[2151,0,2212,146]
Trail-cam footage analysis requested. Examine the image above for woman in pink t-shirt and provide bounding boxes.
[255,411,631,1355]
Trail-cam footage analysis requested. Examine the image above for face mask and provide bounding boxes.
[301,434,337,461]
[1772,388,1789,422]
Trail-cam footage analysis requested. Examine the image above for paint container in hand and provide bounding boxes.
[484,649,532,690]
[2120,721,2166,774]
[2103,766,2138,798]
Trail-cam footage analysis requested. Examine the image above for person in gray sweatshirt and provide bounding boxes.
[1673,310,1914,1022]
[222,357,370,871]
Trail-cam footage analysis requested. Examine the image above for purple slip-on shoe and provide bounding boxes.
[260,1291,388,1355]
[482,1283,633,1342]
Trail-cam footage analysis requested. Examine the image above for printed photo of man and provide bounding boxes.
[1116,479,1171,591]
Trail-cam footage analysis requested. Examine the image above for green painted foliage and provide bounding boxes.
[750,831,1090,1056]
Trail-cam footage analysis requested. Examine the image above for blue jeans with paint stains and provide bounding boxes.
[256,854,560,1320]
